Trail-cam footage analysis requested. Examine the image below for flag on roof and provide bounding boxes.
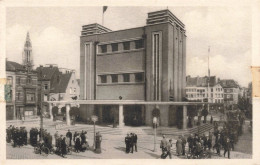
[103,6,108,13]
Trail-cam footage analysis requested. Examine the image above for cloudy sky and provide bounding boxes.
[6,6,251,87]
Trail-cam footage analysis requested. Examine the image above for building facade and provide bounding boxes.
[36,64,61,115]
[79,9,186,126]
[186,76,224,103]
[220,79,240,105]
[49,70,80,102]
[5,32,38,120]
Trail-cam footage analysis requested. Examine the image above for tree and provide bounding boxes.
[237,96,252,119]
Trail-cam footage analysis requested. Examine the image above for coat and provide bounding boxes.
[176,139,183,155]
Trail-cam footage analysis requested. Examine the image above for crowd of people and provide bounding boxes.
[6,125,28,147]
[125,133,138,153]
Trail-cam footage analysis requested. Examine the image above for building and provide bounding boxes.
[49,69,80,102]
[219,79,240,105]
[5,32,38,120]
[79,9,186,126]
[36,64,61,114]
[186,76,224,104]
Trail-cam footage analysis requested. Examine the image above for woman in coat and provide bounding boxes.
[75,135,81,153]
[176,136,183,156]
[61,137,67,158]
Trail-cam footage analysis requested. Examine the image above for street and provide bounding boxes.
[6,118,252,159]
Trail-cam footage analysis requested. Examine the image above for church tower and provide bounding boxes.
[22,32,33,70]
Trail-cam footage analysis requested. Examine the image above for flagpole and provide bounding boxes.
[102,10,104,26]
[208,46,210,115]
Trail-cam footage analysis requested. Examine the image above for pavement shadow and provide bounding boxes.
[144,151,160,159]
[114,147,126,152]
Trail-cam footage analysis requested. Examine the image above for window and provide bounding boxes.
[100,75,107,83]
[227,95,230,98]
[123,41,130,50]
[135,73,144,82]
[27,77,31,84]
[111,43,118,52]
[135,39,144,49]
[100,45,107,53]
[7,76,13,85]
[44,84,48,90]
[123,74,130,82]
[211,93,213,98]
[111,74,118,83]
[17,77,20,85]
[44,94,48,101]
[18,92,21,100]
[26,93,35,102]
[211,88,213,92]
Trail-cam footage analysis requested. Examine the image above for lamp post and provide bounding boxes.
[91,115,98,149]
[153,116,158,152]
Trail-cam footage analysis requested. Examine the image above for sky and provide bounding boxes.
[6,6,252,87]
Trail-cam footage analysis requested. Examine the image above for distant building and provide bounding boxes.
[49,70,80,102]
[5,32,38,120]
[186,76,224,103]
[219,79,240,105]
[36,64,61,114]
[36,65,80,115]
[79,9,186,126]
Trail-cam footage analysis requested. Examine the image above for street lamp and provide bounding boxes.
[153,116,158,152]
[91,115,98,149]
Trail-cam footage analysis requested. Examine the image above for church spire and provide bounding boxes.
[23,31,33,70]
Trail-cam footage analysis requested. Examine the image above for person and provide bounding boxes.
[61,136,67,158]
[81,131,88,152]
[132,133,138,152]
[181,135,187,155]
[66,130,72,146]
[176,136,183,156]
[201,134,207,150]
[54,131,59,147]
[163,139,173,159]
[73,131,78,144]
[125,134,131,153]
[215,134,222,156]
[130,133,134,153]
[224,138,231,159]
[74,134,81,153]
[187,134,193,153]
[160,135,167,153]
[195,141,202,158]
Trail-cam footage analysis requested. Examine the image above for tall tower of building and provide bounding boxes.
[22,32,33,70]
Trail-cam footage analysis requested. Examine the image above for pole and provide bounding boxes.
[93,121,96,149]
[153,126,157,152]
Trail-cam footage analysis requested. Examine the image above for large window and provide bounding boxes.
[27,77,31,84]
[111,43,118,52]
[123,74,130,82]
[135,73,144,82]
[111,74,118,83]
[17,77,20,85]
[123,41,130,50]
[135,39,144,49]
[100,45,107,53]
[17,92,21,101]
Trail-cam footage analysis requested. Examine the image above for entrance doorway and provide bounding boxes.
[102,105,116,124]
[124,105,145,126]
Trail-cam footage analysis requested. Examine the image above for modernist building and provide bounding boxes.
[5,32,38,120]
[186,76,224,104]
[79,9,186,126]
